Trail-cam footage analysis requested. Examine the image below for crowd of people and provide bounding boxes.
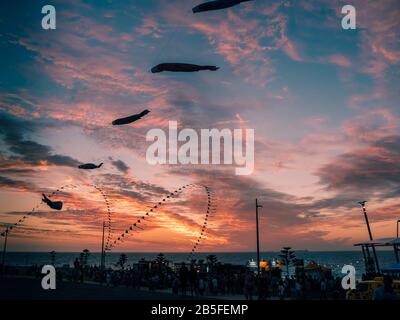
[8,260,348,300]
[3,256,398,300]
[171,264,347,300]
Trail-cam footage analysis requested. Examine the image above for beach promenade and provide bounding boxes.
[0,276,210,300]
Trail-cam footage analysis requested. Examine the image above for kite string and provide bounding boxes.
[108,183,191,249]
[1,184,113,244]
[0,184,77,237]
[187,186,217,261]
[91,184,113,250]
[109,183,216,259]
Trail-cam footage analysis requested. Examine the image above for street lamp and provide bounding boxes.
[1,227,9,274]
[358,201,373,240]
[100,221,106,272]
[255,199,263,275]
[358,201,380,273]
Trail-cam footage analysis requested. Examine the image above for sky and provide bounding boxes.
[0,0,399,252]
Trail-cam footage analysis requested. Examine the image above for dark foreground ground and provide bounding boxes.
[0,276,203,300]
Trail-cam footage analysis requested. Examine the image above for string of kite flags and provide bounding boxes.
[1,182,217,260]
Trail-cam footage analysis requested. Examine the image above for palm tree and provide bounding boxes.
[117,253,128,269]
[80,249,90,267]
[206,254,218,266]
[155,253,166,265]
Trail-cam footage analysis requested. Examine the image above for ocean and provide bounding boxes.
[3,250,397,279]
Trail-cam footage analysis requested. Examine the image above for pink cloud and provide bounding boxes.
[328,54,351,68]
[342,108,399,143]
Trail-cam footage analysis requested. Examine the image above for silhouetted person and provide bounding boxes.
[244,270,255,300]
[189,265,198,296]
[258,271,269,300]
[179,263,189,296]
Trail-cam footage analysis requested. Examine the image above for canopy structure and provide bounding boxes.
[354,238,400,247]
[354,237,400,275]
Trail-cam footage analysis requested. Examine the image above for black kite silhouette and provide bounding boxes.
[42,194,63,211]
[112,110,150,126]
[151,63,219,73]
[78,163,103,170]
[192,0,253,13]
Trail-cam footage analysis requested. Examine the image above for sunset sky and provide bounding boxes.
[0,0,399,252]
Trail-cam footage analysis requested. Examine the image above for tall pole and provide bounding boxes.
[255,199,262,275]
[100,221,105,271]
[1,227,9,274]
[397,219,400,239]
[358,201,380,273]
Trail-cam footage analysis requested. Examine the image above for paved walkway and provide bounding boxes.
[1,275,288,300]
[0,276,201,300]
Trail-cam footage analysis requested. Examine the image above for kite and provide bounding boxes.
[112,109,150,126]
[151,63,219,73]
[78,163,103,170]
[192,0,253,13]
[42,194,63,211]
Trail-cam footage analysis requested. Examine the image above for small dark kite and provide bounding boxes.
[78,163,103,170]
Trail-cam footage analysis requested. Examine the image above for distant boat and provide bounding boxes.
[246,259,257,269]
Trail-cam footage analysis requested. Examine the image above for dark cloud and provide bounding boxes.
[111,159,130,173]
[317,135,400,199]
[0,113,80,167]
[97,173,170,202]
[167,166,318,228]
[0,175,31,190]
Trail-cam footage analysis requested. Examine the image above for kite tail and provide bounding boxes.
[203,66,219,71]
[42,193,49,203]
[98,163,104,168]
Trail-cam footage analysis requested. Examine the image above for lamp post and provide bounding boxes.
[255,199,263,275]
[396,219,400,263]
[100,221,106,272]
[358,201,380,273]
[1,227,9,275]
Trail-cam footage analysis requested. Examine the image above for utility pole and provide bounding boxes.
[397,219,400,239]
[358,201,380,273]
[255,199,263,275]
[1,227,9,275]
[100,221,105,272]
